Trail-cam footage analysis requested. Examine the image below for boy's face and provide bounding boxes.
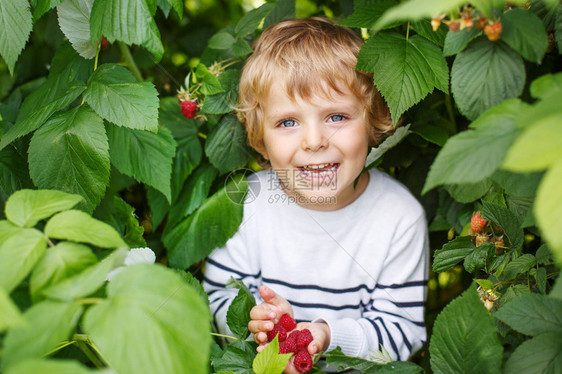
[261,81,370,210]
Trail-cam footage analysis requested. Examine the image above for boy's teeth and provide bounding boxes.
[303,163,334,170]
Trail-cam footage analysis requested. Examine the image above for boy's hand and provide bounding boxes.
[272,322,330,374]
[248,286,293,345]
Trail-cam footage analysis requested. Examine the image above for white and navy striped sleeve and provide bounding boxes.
[320,214,429,361]
[202,223,262,336]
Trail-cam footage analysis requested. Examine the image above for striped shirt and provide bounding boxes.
[203,168,428,362]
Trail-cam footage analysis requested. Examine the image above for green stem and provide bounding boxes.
[75,341,105,369]
[44,340,74,357]
[406,21,410,41]
[197,132,207,139]
[76,297,103,305]
[118,41,143,82]
[444,94,456,127]
[210,332,241,341]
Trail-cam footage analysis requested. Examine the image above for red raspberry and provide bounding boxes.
[296,329,313,350]
[267,324,287,342]
[470,212,487,234]
[293,350,313,373]
[279,335,298,354]
[278,313,297,331]
[180,100,197,119]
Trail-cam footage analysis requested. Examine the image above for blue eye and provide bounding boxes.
[280,119,297,127]
[329,114,346,122]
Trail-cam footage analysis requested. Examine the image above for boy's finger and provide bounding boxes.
[248,319,274,334]
[254,332,268,345]
[259,285,285,306]
[249,306,276,320]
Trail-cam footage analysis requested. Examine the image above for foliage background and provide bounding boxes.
[1,0,561,373]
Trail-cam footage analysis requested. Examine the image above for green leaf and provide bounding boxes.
[2,301,83,369]
[464,242,494,273]
[491,169,543,198]
[412,19,448,47]
[205,114,250,174]
[226,281,256,340]
[5,189,84,228]
[372,0,467,31]
[201,69,241,115]
[451,37,525,120]
[57,0,97,59]
[433,236,475,273]
[445,179,493,203]
[536,244,554,265]
[535,158,562,264]
[503,333,562,374]
[502,114,562,172]
[422,99,524,193]
[165,175,247,269]
[83,264,211,374]
[0,287,26,332]
[536,266,547,294]
[30,242,97,301]
[213,343,254,374]
[90,0,163,60]
[530,73,562,100]
[234,3,276,37]
[208,32,236,50]
[107,123,176,202]
[42,248,127,301]
[357,33,448,124]
[84,63,159,131]
[252,336,292,374]
[325,346,423,373]
[231,37,253,57]
[27,106,110,213]
[263,0,295,29]
[5,359,99,374]
[102,196,146,248]
[34,0,64,21]
[338,1,397,28]
[482,202,524,250]
[195,63,224,96]
[365,125,411,167]
[443,27,481,56]
[45,209,126,248]
[430,283,503,373]
[166,164,218,231]
[0,0,32,75]
[0,79,86,151]
[0,145,33,194]
[0,228,46,293]
[503,254,536,281]
[161,0,182,19]
[501,8,548,63]
[410,123,449,146]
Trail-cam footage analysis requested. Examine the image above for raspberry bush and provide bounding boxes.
[0,0,561,373]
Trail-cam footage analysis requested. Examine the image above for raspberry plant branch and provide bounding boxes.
[210,332,243,341]
[118,41,143,82]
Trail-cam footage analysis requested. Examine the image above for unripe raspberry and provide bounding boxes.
[471,212,487,233]
[475,233,489,247]
[484,21,502,41]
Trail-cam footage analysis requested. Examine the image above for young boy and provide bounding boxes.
[203,18,428,372]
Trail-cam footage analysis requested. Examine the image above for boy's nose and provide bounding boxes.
[301,124,327,152]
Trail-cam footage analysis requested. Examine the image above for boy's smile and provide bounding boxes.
[261,81,370,211]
